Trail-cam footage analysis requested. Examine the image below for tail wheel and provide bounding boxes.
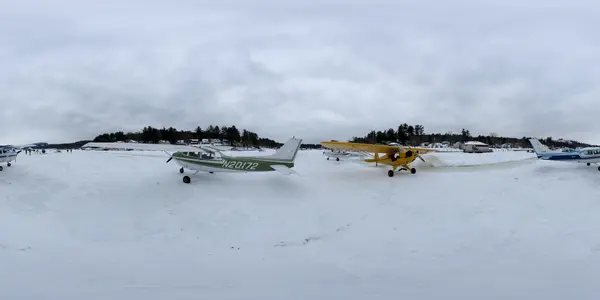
[410,168,416,174]
[7,163,11,167]
[336,157,340,161]
[179,167,184,173]
[183,176,191,183]
[597,166,600,172]
[388,170,394,177]
[0,166,3,171]
[587,162,591,166]
[327,157,330,160]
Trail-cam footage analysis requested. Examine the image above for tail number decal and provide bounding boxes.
[222,160,259,170]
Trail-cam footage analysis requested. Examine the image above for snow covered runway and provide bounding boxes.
[2,149,600,299]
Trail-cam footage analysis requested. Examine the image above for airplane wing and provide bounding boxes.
[83,142,204,153]
[320,141,398,154]
[321,142,439,155]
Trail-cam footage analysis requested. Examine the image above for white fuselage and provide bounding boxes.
[324,150,351,159]
[0,149,18,164]
[576,147,600,163]
[324,149,365,159]
[537,147,600,164]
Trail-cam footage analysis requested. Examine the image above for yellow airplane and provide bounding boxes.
[320,141,437,177]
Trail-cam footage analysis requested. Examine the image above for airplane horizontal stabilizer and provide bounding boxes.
[270,164,299,175]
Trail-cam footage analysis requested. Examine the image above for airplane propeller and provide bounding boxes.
[401,146,425,162]
[408,148,426,162]
[164,150,173,163]
[398,146,426,162]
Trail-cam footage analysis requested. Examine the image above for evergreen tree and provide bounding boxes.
[195,126,203,140]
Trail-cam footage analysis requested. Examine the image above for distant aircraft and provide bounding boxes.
[529,138,600,170]
[320,141,437,177]
[0,146,22,171]
[83,137,303,183]
[323,149,364,161]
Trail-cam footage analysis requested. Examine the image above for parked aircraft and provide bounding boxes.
[84,137,303,183]
[320,141,437,177]
[323,149,364,161]
[0,146,21,171]
[529,138,600,170]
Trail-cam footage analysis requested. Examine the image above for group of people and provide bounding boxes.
[20,148,76,155]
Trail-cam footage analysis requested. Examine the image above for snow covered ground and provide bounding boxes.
[2,149,600,299]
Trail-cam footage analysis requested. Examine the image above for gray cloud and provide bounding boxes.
[1,0,600,144]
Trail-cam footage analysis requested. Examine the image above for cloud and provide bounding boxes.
[1,0,600,145]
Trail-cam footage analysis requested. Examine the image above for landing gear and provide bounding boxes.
[388,166,417,177]
[7,162,11,167]
[597,166,600,172]
[179,167,184,173]
[183,176,191,184]
[0,166,3,171]
[587,162,591,166]
[327,157,329,160]
[336,157,340,161]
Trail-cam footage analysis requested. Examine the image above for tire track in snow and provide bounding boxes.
[273,214,368,247]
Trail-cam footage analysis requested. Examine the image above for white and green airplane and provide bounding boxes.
[83,137,303,183]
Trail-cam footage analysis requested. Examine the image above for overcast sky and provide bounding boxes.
[1,0,599,145]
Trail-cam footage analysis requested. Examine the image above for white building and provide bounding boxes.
[463,141,493,153]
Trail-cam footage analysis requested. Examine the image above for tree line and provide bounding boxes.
[349,123,595,148]
[84,123,595,150]
[93,125,283,148]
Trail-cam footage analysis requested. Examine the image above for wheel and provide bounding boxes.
[327,157,329,160]
[410,168,416,174]
[587,162,591,166]
[183,176,191,183]
[7,162,11,167]
[179,167,184,173]
[336,157,340,161]
[0,166,3,171]
[597,166,600,172]
[388,170,394,177]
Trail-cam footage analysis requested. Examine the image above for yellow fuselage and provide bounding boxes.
[364,152,416,171]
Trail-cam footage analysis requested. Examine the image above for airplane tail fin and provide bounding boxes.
[529,138,551,155]
[267,137,303,162]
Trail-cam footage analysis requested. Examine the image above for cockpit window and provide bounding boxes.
[180,150,221,160]
[187,152,200,157]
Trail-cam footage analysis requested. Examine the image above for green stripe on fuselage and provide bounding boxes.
[172,152,293,172]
